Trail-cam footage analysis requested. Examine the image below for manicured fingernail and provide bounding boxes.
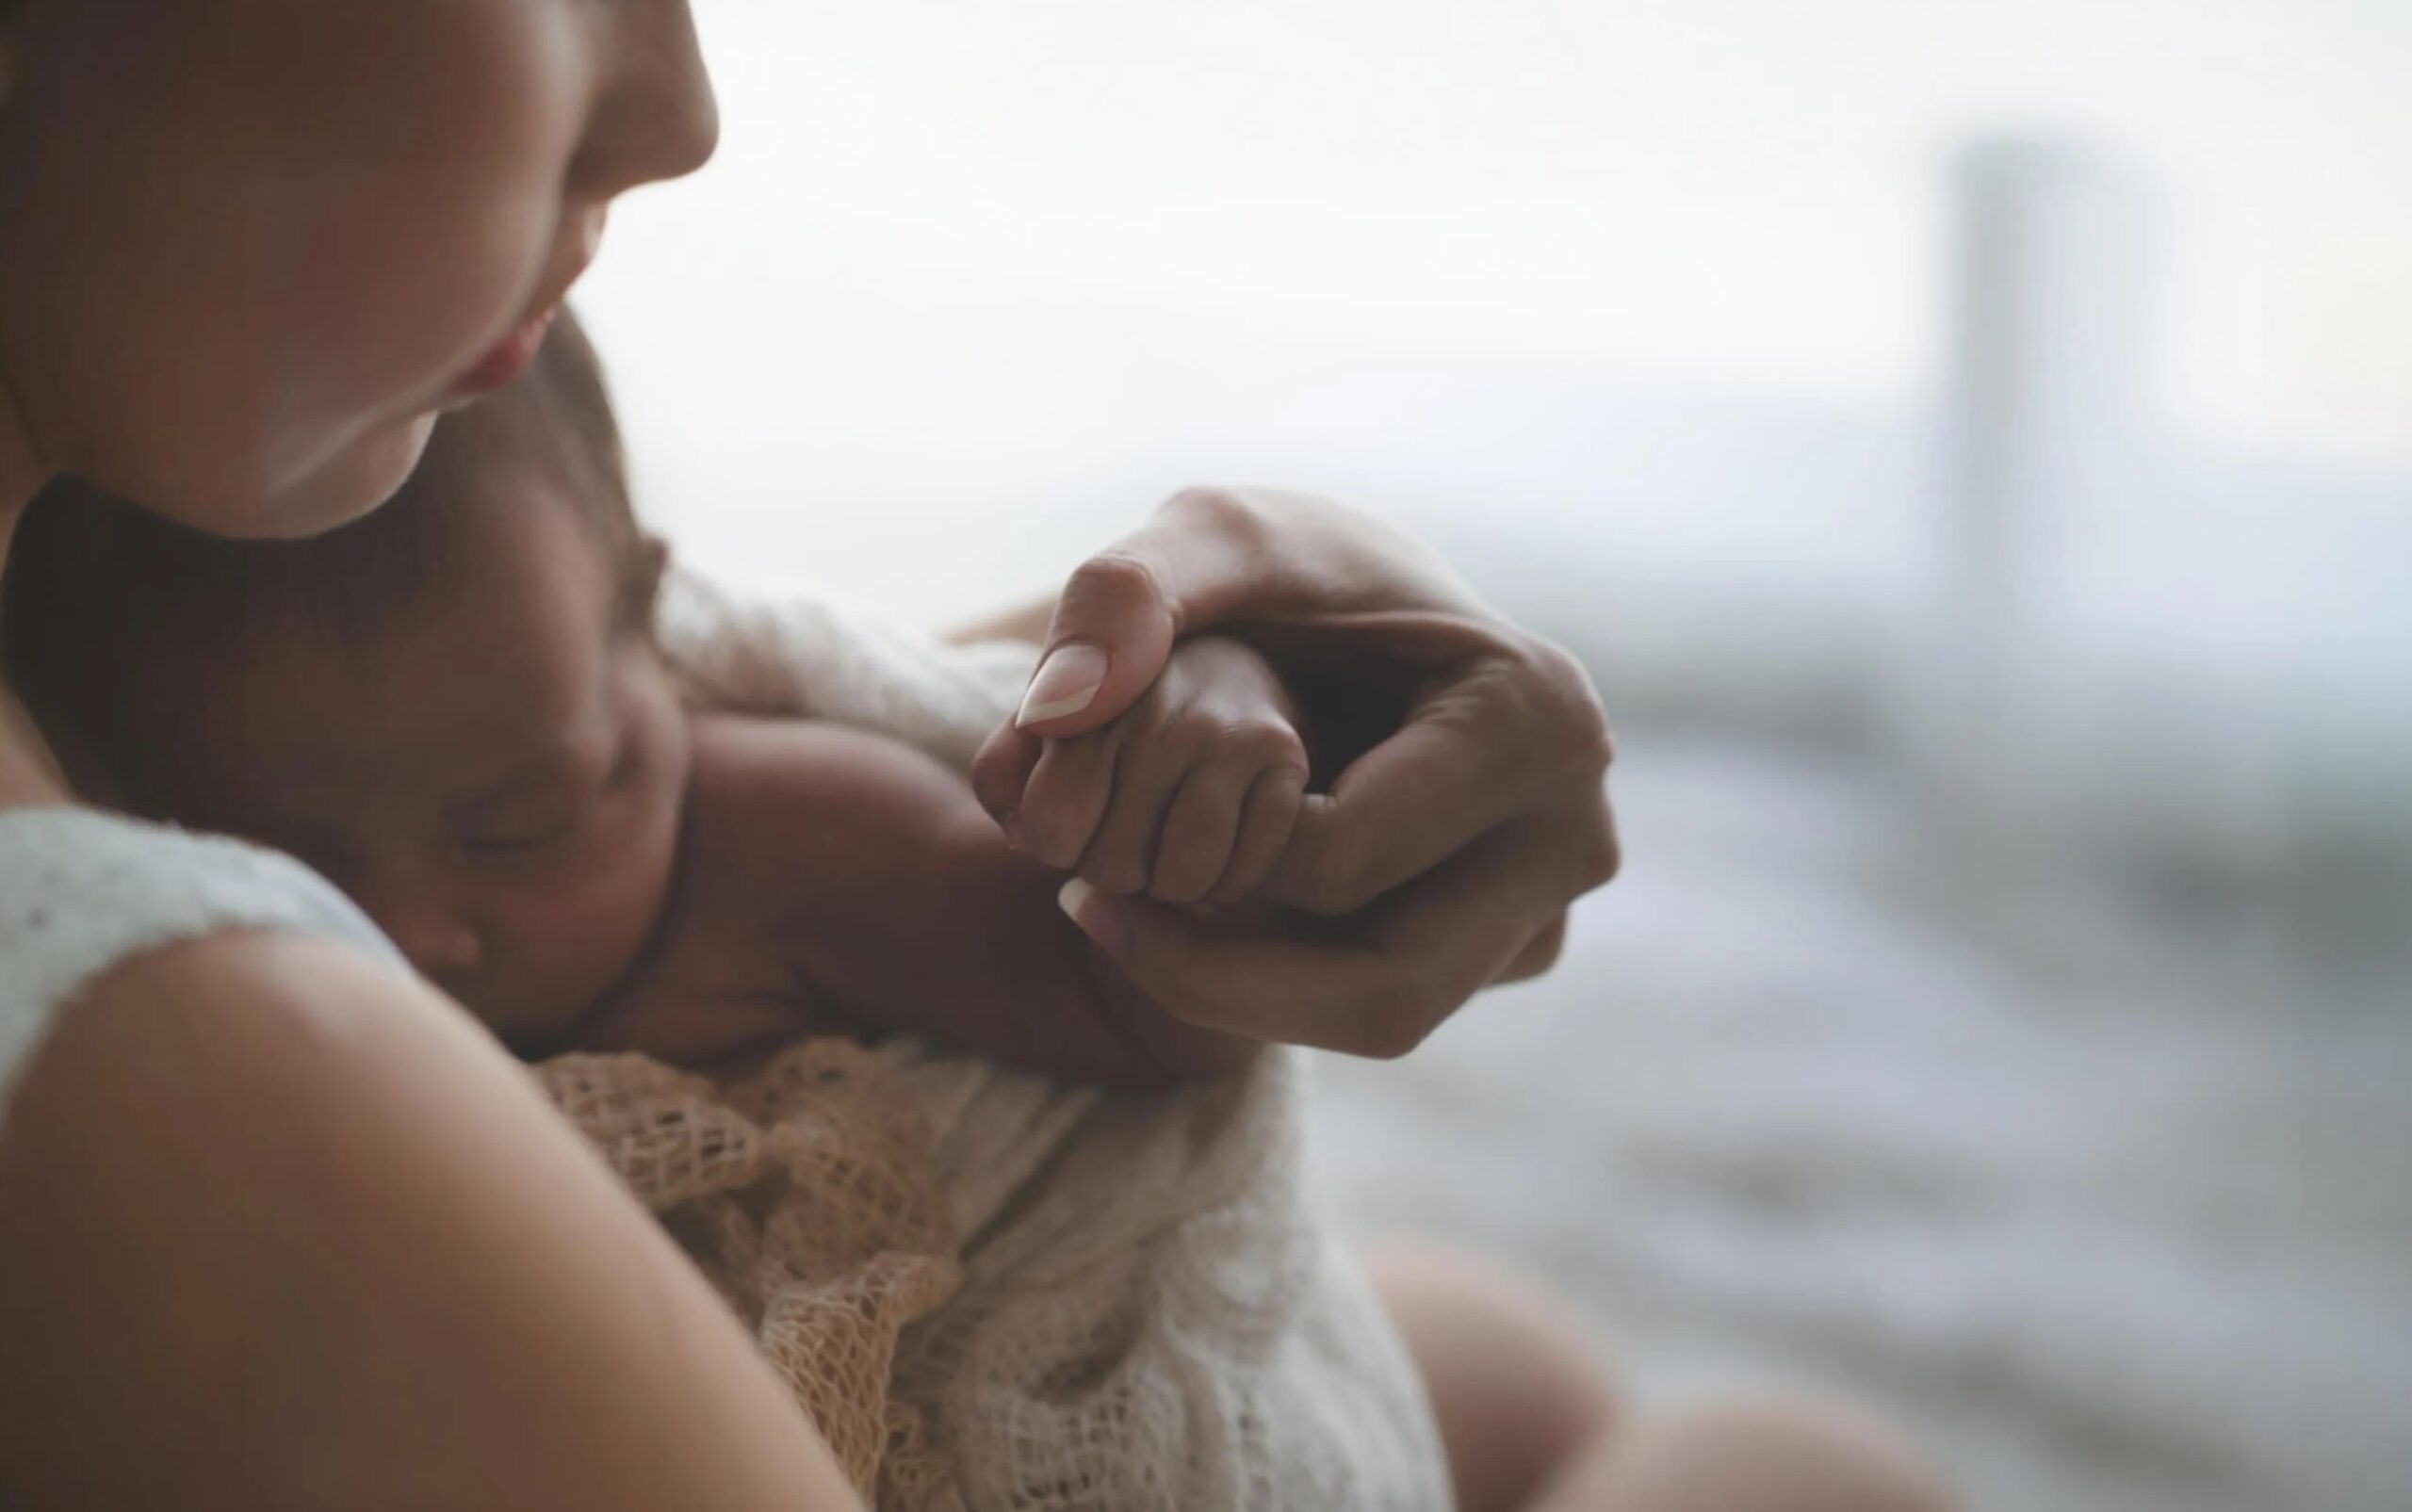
[1057,876,1130,957]
[1017,642,1108,727]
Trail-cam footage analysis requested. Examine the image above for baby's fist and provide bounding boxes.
[1014,637,1309,905]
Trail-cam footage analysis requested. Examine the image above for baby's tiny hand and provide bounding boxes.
[1010,637,1309,905]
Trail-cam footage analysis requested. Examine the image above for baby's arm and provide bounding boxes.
[684,714,1260,1088]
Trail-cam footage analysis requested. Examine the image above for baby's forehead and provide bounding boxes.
[173,665,601,851]
[174,495,626,795]
[420,458,621,610]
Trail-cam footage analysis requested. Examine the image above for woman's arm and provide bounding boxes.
[0,931,861,1511]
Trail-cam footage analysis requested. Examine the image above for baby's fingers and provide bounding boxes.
[970,721,1042,828]
[1077,740,1185,896]
[1018,725,1122,870]
[1206,765,1308,905]
[1149,764,1251,904]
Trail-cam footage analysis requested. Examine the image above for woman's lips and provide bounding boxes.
[448,302,562,399]
[442,213,604,404]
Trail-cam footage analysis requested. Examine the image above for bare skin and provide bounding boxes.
[579,713,1269,1084]
[0,932,861,1511]
[0,1,1949,1503]
[0,2,872,1503]
[110,447,1273,1087]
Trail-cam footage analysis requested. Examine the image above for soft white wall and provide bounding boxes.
[575,0,2411,867]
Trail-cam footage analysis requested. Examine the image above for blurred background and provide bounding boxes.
[580,3,2412,1507]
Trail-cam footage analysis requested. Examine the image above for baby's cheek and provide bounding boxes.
[537,854,670,991]
[504,722,690,1027]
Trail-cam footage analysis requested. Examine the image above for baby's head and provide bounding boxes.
[6,315,690,1049]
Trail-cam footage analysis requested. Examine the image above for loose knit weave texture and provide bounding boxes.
[533,576,1450,1511]
[537,1042,967,1504]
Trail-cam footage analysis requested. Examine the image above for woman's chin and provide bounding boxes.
[250,412,442,540]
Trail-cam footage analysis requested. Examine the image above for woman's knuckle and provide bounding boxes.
[1332,960,1434,1057]
[1508,919,1569,980]
[1162,484,1267,544]
[1065,547,1167,617]
[1583,824,1622,892]
[1568,797,1622,895]
[1512,638,1613,773]
[1356,1001,1435,1061]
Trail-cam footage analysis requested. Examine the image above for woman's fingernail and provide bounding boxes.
[1017,642,1109,727]
[1057,877,1131,957]
[1058,877,1096,917]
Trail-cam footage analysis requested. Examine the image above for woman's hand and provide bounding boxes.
[970,487,1620,1059]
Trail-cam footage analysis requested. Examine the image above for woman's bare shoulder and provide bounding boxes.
[0,929,860,1510]
[5,927,473,1188]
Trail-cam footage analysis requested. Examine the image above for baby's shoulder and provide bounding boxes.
[678,713,988,918]
[685,711,967,836]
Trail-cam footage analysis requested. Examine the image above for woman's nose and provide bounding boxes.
[570,0,722,203]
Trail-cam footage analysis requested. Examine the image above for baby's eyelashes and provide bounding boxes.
[449,733,627,861]
[458,814,580,859]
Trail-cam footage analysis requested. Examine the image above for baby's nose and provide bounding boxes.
[383,907,485,984]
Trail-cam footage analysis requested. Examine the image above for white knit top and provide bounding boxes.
[0,806,400,1129]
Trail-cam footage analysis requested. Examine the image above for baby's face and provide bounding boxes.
[148,479,691,1050]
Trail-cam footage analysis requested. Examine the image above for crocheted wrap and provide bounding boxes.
[537,1042,967,1505]
[533,574,1448,1511]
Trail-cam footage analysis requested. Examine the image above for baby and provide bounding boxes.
[12,320,1295,1089]
[5,316,1450,1509]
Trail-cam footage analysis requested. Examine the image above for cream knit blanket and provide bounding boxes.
[534,568,1448,1512]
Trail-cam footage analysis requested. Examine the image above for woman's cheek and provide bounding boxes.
[318,0,585,402]
[293,194,549,429]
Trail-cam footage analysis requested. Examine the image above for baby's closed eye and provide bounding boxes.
[458,809,581,858]
[452,730,644,863]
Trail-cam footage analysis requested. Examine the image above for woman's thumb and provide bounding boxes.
[1013,550,1180,738]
